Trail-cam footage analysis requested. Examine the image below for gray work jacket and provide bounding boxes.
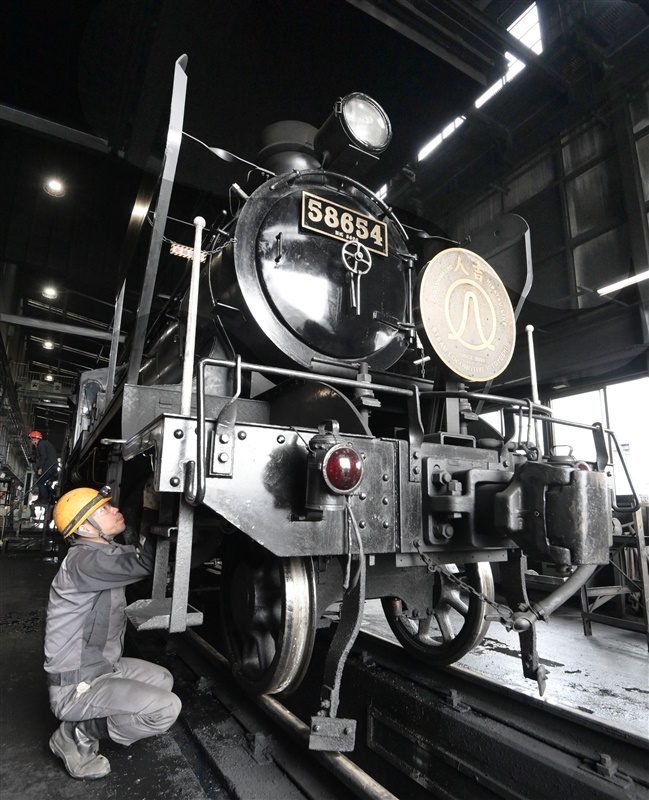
[44,536,155,687]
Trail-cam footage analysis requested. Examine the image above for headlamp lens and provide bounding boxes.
[342,94,391,151]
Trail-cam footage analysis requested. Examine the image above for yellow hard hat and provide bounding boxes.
[53,486,112,539]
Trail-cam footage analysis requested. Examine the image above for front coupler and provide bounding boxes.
[495,460,612,566]
[494,461,612,693]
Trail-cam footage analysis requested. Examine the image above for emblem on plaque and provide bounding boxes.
[341,241,372,315]
[414,248,516,382]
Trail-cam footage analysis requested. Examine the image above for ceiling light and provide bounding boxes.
[43,398,51,403]
[44,374,54,382]
[44,178,66,197]
[597,269,649,295]
[43,286,58,299]
[43,340,55,350]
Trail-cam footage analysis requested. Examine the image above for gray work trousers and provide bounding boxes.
[48,657,182,746]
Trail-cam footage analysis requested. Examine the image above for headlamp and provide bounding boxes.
[339,93,392,153]
[314,93,392,177]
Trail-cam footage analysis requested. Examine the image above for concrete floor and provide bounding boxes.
[361,597,649,738]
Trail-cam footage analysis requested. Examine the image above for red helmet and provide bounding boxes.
[28,431,43,439]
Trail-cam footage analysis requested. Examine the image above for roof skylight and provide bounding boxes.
[417,3,543,162]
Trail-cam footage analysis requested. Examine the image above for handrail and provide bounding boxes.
[606,428,641,513]
[182,355,206,507]
[179,356,639,512]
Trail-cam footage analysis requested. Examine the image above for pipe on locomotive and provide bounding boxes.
[512,564,598,631]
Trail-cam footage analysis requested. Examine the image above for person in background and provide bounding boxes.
[45,486,181,780]
[28,430,58,505]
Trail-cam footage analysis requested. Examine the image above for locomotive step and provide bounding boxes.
[125,598,204,631]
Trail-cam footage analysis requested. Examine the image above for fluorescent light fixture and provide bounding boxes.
[597,269,649,295]
[43,340,55,350]
[44,178,65,197]
[417,118,464,162]
[418,134,442,161]
[43,286,58,299]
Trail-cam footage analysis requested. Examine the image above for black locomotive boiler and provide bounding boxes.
[65,65,616,752]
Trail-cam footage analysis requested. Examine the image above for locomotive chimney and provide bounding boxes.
[257,120,320,174]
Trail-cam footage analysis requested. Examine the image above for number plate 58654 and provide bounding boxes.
[301,191,388,256]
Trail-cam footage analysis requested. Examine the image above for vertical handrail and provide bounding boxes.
[606,428,641,513]
[526,325,543,454]
[183,358,206,507]
[184,355,241,507]
[180,216,206,416]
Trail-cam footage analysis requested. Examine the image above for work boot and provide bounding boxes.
[49,720,111,780]
[74,718,110,756]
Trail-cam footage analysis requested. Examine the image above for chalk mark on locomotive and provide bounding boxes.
[63,57,630,753]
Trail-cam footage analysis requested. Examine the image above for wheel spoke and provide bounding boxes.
[434,607,456,643]
[445,587,469,616]
[253,629,275,672]
[240,632,261,671]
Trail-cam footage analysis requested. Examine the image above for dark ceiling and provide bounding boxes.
[1,0,648,450]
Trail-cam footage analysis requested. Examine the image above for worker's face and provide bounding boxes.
[87,503,126,537]
[29,437,39,445]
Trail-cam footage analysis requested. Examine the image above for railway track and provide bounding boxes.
[129,626,389,800]
[128,623,649,800]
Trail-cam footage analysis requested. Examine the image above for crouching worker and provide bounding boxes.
[44,486,181,780]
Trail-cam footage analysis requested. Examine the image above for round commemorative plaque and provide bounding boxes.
[415,247,516,382]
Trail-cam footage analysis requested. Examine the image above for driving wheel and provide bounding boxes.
[220,536,317,695]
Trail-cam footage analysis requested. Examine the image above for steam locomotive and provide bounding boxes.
[64,64,615,752]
